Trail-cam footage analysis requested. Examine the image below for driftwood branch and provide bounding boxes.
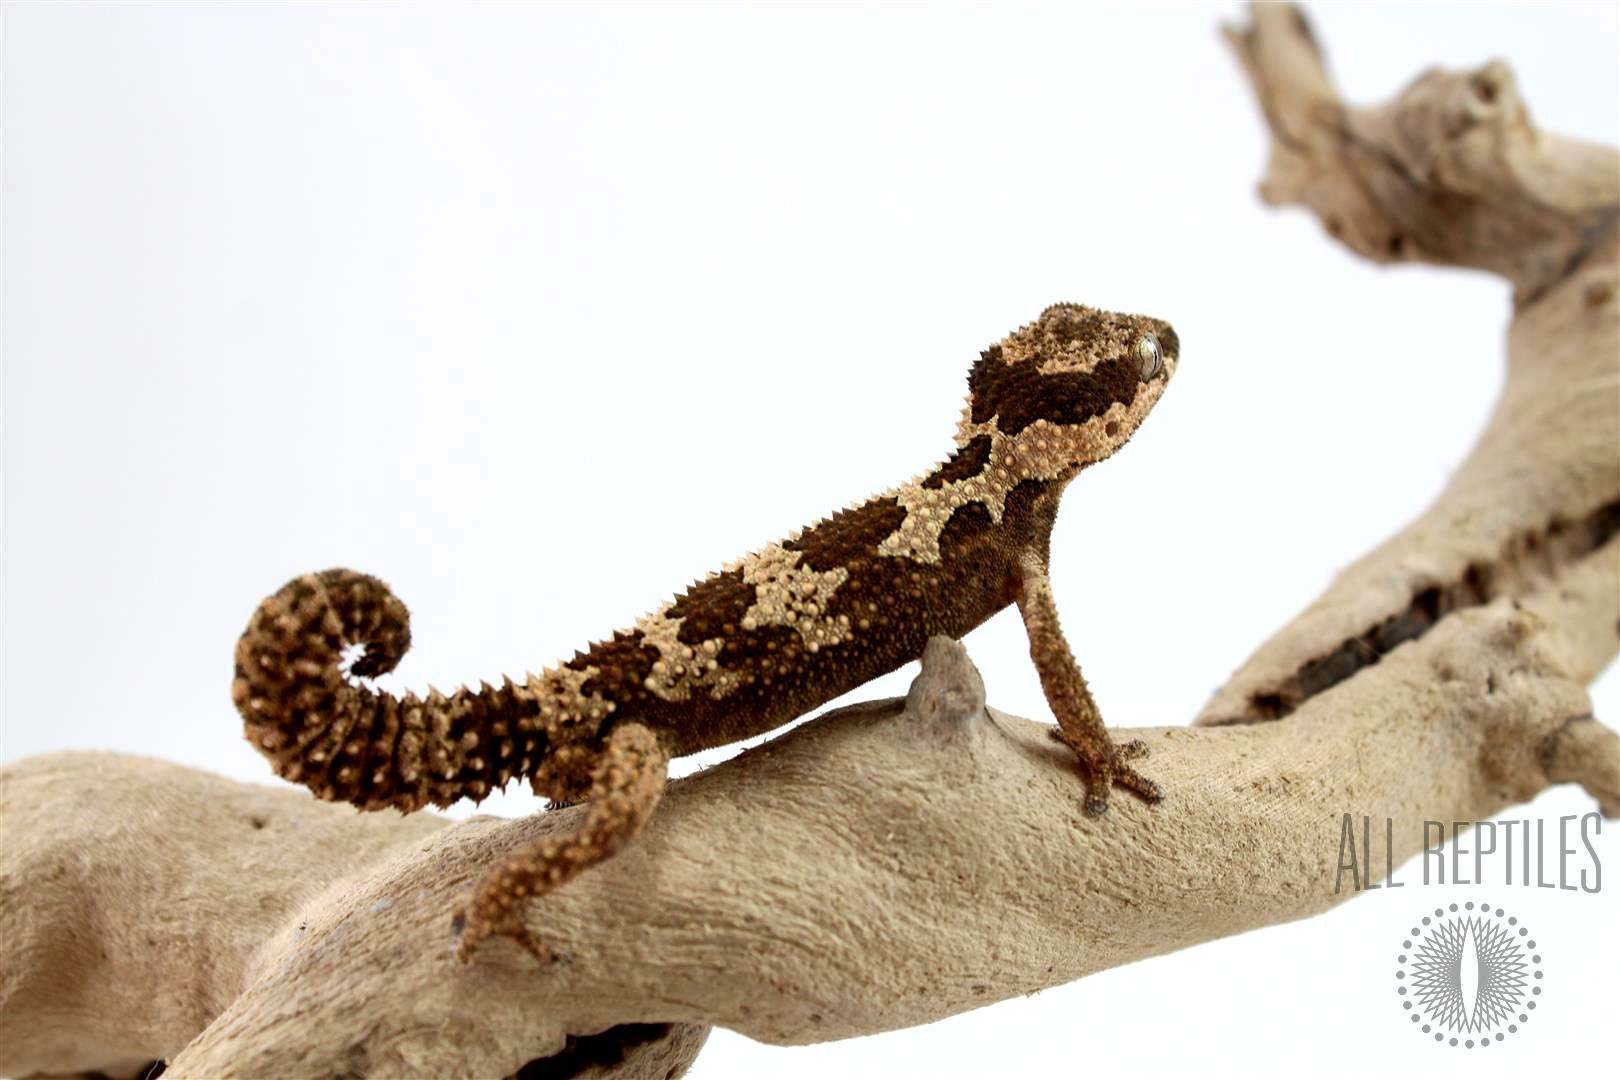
[1203,3,1620,728]
[1,4,1616,1078]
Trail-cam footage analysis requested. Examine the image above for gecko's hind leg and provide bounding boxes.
[454,721,668,963]
[1014,552,1164,816]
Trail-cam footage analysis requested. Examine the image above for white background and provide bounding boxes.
[4,3,1617,1077]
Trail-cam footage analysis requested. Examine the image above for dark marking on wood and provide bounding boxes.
[1590,497,1620,549]
[1233,495,1620,723]
[512,1023,676,1080]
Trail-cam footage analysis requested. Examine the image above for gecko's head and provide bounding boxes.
[963,303,1178,476]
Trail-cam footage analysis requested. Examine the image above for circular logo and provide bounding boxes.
[1396,902,1543,1048]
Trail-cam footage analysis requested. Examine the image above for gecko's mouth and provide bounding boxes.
[1208,495,1620,724]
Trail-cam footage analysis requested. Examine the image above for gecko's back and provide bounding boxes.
[595,472,1064,757]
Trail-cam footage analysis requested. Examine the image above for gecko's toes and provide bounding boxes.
[1116,738,1151,761]
[1112,757,1164,804]
[1080,771,1161,815]
[1130,775,1166,803]
[452,902,553,966]
[1069,749,1165,816]
[1049,728,1164,814]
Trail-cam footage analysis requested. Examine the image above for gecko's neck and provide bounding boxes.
[864,416,1078,566]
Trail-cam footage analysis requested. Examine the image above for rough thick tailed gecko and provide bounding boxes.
[233,303,1179,960]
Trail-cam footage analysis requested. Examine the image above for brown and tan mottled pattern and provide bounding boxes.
[232,302,1179,960]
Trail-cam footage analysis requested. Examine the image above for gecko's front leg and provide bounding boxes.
[453,721,669,963]
[1014,550,1163,815]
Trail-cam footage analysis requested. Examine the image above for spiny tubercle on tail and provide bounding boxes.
[231,569,608,811]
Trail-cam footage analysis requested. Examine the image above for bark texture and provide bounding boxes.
[1,5,1615,1078]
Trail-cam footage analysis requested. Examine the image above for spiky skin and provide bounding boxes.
[233,302,1180,960]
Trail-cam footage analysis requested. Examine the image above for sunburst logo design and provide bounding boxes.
[1395,903,1543,1048]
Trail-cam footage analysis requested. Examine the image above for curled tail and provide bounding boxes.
[232,569,549,811]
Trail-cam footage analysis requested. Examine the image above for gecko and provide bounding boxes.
[232,302,1179,962]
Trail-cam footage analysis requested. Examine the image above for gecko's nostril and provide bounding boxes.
[1105,421,1121,438]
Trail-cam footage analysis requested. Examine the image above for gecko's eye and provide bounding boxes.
[1135,333,1163,380]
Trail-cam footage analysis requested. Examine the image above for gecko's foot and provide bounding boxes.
[1049,729,1164,815]
[451,897,553,966]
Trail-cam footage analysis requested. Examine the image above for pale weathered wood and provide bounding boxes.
[1199,3,1618,730]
